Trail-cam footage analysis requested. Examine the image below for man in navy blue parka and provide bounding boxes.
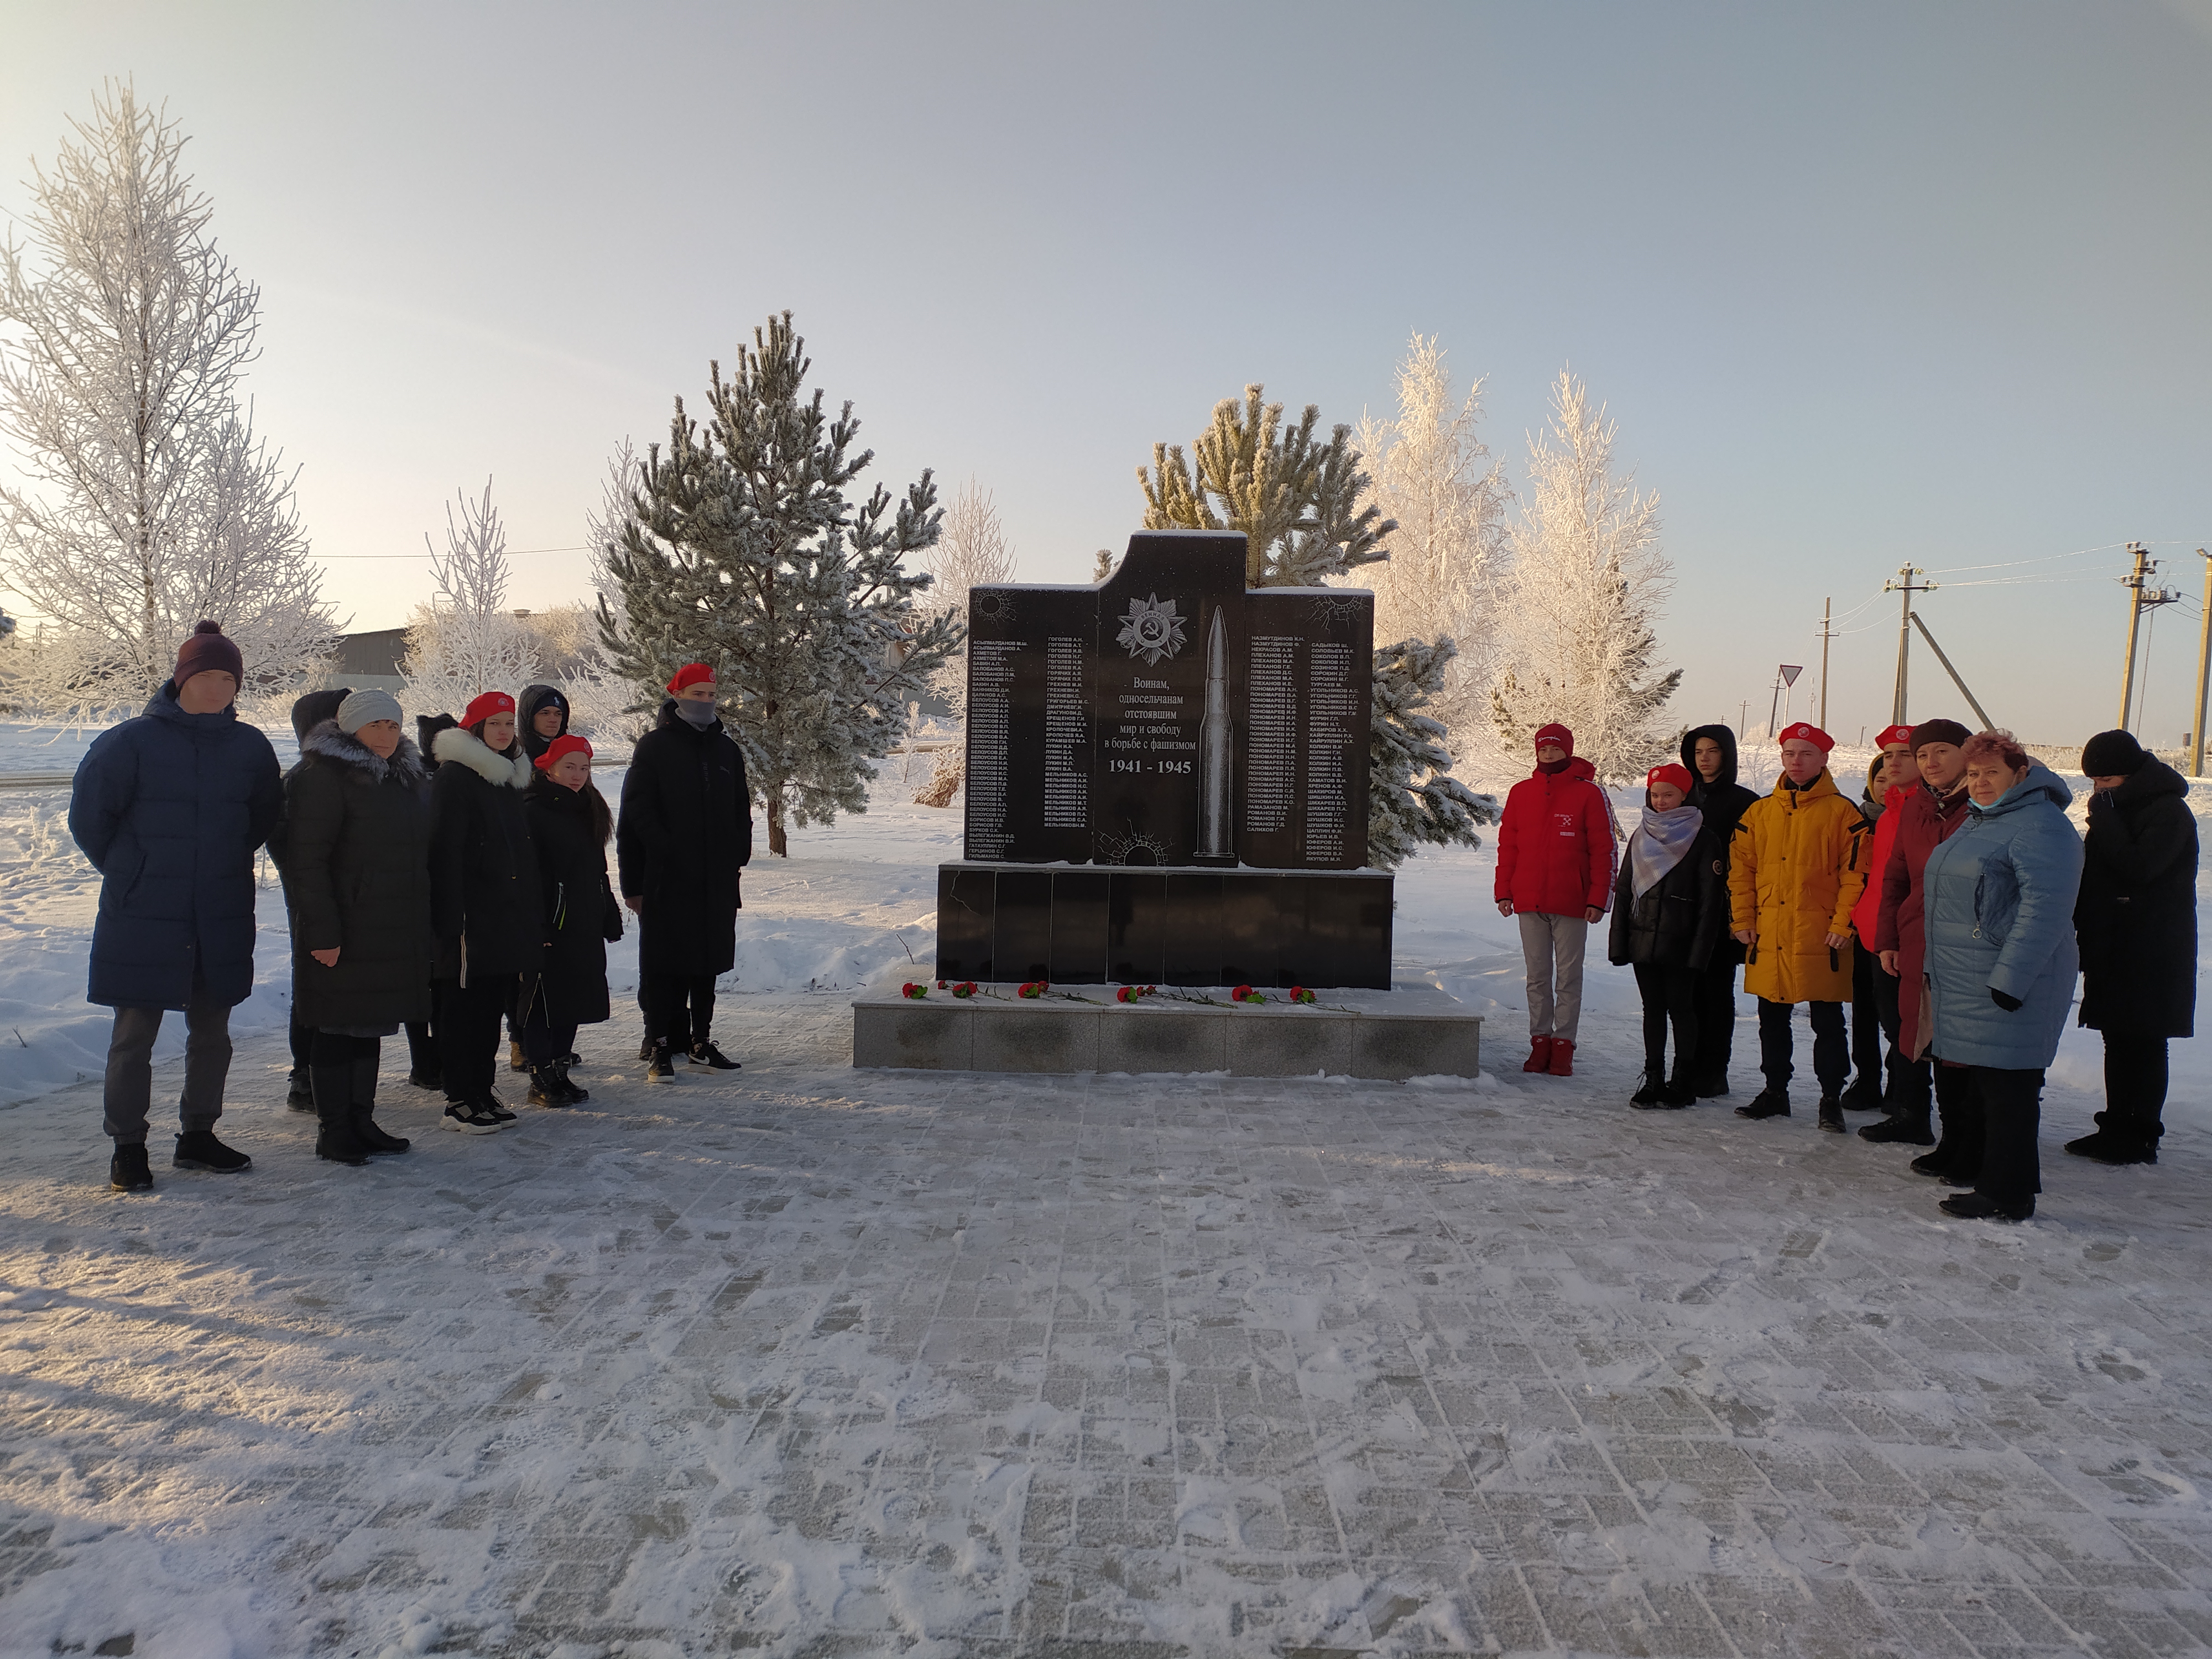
[69,621,283,1192]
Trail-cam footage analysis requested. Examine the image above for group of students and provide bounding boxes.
[1499,716,2197,1222]
[69,622,755,1192]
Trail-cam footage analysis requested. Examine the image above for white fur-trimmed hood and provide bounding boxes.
[432,724,535,788]
[302,719,429,787]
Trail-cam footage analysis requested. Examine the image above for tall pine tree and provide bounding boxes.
[1139,385,1496,867]
[599,312,960,855]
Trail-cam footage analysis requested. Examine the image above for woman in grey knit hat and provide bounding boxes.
[281,689,440,1162]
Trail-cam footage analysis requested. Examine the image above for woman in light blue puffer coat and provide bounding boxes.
[1920,731,2083,1221]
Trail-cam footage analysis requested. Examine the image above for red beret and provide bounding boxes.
[1777,721,1835,753]
[667,662,716,693]
[463,691,515,728]
[534,734,593,772]
[1646,763,1694,794]
[1875,724,1914,749]
[1533,722,1573,753]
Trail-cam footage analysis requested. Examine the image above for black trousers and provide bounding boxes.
[1757,998,1848,1096]
[643,972,717,1050]
[1689,950,1739,1082]
[1875,965,1931,1111]
[2098,1030,2170,1147]
[1632,962,1699,1078]
[1970,1065,2044,1211]
[437,972,519,1103]
[521,1016,579,1068]
[1933,1061,1980,1172]
[1849,947,1887,1092]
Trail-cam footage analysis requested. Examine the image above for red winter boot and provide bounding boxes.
[1546,1039,1576,1077]
[1522,1035,1554,1073]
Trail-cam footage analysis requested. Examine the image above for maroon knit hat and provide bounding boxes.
[174,620,243,689]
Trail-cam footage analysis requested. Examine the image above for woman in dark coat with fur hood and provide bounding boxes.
[425,691,544,1133]
[1680,723,1761,1095]
[282,690,434,1166]
[2070,729,2199,1165]
[1609,763,1729,1107]
[516,735,621,1106]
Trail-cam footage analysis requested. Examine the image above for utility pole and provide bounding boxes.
[1818,597,1833,732]
[2191,549,2212,776]
[2116,541,2180,733]
[1738,700,1751,739]
[1883,565,1937,726]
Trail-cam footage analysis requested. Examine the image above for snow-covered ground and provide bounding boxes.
[3,726,2210,1657]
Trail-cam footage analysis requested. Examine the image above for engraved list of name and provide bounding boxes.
[963,638,1020,859]
[1043,635,1088,829]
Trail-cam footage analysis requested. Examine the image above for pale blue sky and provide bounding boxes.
[4,1,2209,744]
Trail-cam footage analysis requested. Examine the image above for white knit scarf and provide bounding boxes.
[1630,804,1703,899]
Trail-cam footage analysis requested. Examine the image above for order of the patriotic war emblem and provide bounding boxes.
[1115,594,1187,665]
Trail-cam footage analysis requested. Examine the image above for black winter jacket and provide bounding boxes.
[617,700,752,975]
[2075,757,2198,1037]
[1680,724,1760,968]
[281,722,435,1029]
[1607,825,1729,971]
[427,723,545,983]
[520,775,619,1030]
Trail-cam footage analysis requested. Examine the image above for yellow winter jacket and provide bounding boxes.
[1728,769,1870,1005]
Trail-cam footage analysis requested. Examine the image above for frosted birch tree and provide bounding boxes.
[402,479,540,713]
[1139,384,1496,865]
[0,82,337,713]
[598,311,961,854]
[1490,372,1681,785]
[907,477,1018,804]
[1354,335,1510,754]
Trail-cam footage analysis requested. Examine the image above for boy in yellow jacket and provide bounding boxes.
[1727,722,1869,1130]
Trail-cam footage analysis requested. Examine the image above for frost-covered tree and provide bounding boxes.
[1490,372,1681,785]
[1354,335,1510,753]
[907,476,1016,805]
[598,311,961,855]
[584,439,641,637]
[1139,385,1392,587]
[402,479,541,713]
[0,82,338,710]
[1140,382,1496,865]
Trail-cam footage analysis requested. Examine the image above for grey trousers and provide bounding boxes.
[102,968,233,1142]
[1519,911,1589,1042]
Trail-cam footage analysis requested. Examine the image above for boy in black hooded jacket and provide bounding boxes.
[1681,724,1760,1096]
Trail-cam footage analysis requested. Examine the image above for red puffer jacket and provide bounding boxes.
[1872,779,1974,1058]
[1495,758,1618,918]
[1850,781,1916,942]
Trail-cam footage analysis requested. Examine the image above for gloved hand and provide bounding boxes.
[1990,987,2022,1013]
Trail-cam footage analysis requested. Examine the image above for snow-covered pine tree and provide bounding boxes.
[0,82,338,715]
[401,479,541,713]
[1489,372,1681,786]
[1353,335,1510,759]
[1138,383,1498,867]
[598,311,961,855]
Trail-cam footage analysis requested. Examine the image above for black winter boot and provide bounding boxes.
[1816,1096,1846,1133]
[1630,1070,1666,1108]
[174,1129,252,1171]
[350,1056,409,1154]
[1940,1191,2034,1222]
[286,1068,315,1112]
[555,1061,588,1103]
[646,1043,676,1082]
[1660,1072,1697,1108]
[509,1039,529,1073]
[1839,1076,1885,1112]
[1693,1072,1731,1099]
[527,1065,575,1108]
[1860,1107,1936,1145]
[312,1065,368,1166]
[1735,1089,1790,1120]
[109,1141,153,1192]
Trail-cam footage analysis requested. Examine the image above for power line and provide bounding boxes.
[315,545,588,561]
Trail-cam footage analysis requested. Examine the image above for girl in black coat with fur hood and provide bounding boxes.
[1608,763,1729,1108]
[424,691,544,1133]
[281,690,434,1165]
[516,735,621,1106]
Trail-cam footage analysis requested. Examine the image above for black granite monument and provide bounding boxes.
[938,530,1394,989]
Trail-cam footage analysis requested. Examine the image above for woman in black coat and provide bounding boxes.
[281,691,434,1165]
[1680,723,1761,1096]
[2070,729,2199,1165]
[617,671,753,1077]
[1609,763,1728,1108]
[517,736,620,1106]
[426,691,544,1132]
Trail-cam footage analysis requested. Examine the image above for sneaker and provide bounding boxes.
[444,1100,504,1135]
[687,1042,740,1071]
[109,1141,153,1192]
[1521,1035,1553,1074]
[646,1044,676,1083]
[286,1071,315,1113]
[1545,1039,1575,1078]
[1735,1089,1791,1120]
[405,1068,443,1091]
[173,1130,252,1172]
[1816,1097,1846,1134]
[1940,1192,2033,1223]
[479,1092,518,1123]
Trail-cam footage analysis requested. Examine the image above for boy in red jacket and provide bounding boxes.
[1496,723,1617,1076]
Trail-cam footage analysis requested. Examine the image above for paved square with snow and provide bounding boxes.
[6,986,2212,1658]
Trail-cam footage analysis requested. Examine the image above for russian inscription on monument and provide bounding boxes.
[962,531,1373,872]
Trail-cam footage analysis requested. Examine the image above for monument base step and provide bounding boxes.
[851,975,1479,1082]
